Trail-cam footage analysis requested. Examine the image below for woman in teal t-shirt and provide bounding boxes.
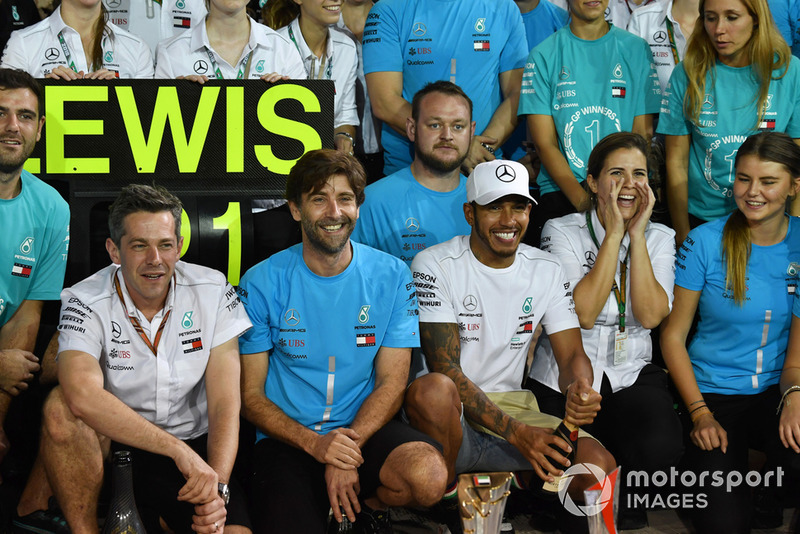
[658,0,800,246]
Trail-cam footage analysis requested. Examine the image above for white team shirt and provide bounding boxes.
[58,262,252,440]
[411,236,579,393]
[627,0,688,93]
[1,5,154,78]
[104,0,206,55]
[278,17,359,129]
[155,16,306,80]
[532,210,676,393]
[606,0,665,29]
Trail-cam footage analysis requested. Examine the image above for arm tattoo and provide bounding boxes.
[420,323,519,440]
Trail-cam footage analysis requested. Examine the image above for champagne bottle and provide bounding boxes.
[327,509,353,533]
[542,419,579,494]
[102,451,146,534]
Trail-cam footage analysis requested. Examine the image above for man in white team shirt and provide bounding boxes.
[405,160,615,523]
[15,185,252,534]
[103,0,206,55]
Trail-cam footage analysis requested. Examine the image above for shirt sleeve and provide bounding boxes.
[57,289,105,359]
[410,250,458,324]
[539,219,584,286]
[781,56,800,138]
[362,0,403,75]
[211,280,252,349]
[237,266,274,355]
[517,45,552,116]
[650,225,678,308]
[674,225,708,291]
[768,0,794,47]
[656,62,691,135]
[334,36,359,128]
[499,5,528,73]
[0,31,30,72]
[25,197,69,301]
[540,262,579,335]
[380,265,420,348]
[154,41,176,78]
[132,38,155,79]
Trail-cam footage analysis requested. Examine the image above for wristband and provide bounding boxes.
[777,385,800,414]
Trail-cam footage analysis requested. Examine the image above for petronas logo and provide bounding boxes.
[522,297,533,314]
[358,305,370,324]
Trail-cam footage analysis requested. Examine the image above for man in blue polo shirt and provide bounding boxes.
[363,0,528,176]
[352,81,472,266]
[238,149,446,534]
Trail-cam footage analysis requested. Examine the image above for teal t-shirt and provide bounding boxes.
[351,167,470,265]
[657,57,800,221]
[518,24,661,195]
[0,170,70,326]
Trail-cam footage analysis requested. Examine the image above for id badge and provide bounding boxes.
[614,330,628,366]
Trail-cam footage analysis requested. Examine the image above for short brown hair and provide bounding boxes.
[0,68,43,117]
[108,184,183,245]
[285,149,367,207]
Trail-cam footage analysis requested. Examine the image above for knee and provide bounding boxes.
[405,373,459,425]
[577,437,616,475]
[42,387,78,444]
[388,442,448,507]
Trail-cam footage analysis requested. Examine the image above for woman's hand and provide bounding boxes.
[779,391,800,453]
[599,175,625,241]
[691,412,728,452]
[626,180,655,239]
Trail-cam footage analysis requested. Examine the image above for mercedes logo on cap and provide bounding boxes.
[111,321,122,339]
[45,48,60,61]
[193,60,208,74]
[495,164,516,183]
[463,295,478,311]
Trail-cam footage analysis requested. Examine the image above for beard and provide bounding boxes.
[301,216,356,255]
[414,139,468,174]
[0,142,34,175]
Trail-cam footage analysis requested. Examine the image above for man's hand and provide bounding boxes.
[193,495,227,534]
[564,378,602,427]
[461,135,498,175]
[325,464,361,523]
[311,428,363,469]
[260,72,289,83]
[0,349,39,395]
[174,446,219,504]
[178,74,210,84]
[508,424,572,484]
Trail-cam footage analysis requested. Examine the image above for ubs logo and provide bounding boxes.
[495,164,516,183]
[193,60,209,74]
[44,48,60,61]
[284,309,300,326]
[463,295,478,311]
[412,22,426,36]
[405,217,420,232]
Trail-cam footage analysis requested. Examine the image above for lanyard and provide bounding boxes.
[665,18,680,65]
[204,46,253,79]
[113,272,172,357]
[586,211,629,332]
[57,30,78,72]
[287,24,333,80]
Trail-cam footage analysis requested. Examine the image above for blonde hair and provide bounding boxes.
[723,132,800,304]
[682,0,791,127]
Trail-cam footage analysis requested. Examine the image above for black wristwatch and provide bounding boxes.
[218,482,230,505]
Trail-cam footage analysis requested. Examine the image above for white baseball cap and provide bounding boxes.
[467,160,537,206]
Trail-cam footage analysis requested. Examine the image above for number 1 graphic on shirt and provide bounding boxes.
[584,120,600,148]
[724,149,739,185]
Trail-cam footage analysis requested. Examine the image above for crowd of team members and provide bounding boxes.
[3,0,800,532]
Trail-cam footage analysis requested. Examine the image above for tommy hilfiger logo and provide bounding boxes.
[182,337,203,353]
[356,333,376,347]
[11,263,31,278]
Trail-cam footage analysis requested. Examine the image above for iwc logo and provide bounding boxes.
[495,164,516,183]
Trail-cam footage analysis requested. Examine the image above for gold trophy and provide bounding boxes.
[457,472,513,534]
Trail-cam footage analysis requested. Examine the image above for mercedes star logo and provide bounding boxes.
[193,60,208,74]
[495,164,516,183]
[653,30,667,43]
[111,321,122,339]
[106,0,122,7]
[412,22,426,36]
[284,309,300,326]
[405,217,420,232]
[463,295,478,311]
[45,48,60,61]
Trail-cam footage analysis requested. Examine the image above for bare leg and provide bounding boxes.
[567,437,617,500]
[371,440,447,509]
[40,386,106,534]
[16,455,52,515]
[404,373,462,483]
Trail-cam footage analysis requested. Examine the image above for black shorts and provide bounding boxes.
[250,420,442,534]
[110,435,251,533]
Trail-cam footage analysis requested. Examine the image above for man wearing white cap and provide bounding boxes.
[405,159,615,511]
